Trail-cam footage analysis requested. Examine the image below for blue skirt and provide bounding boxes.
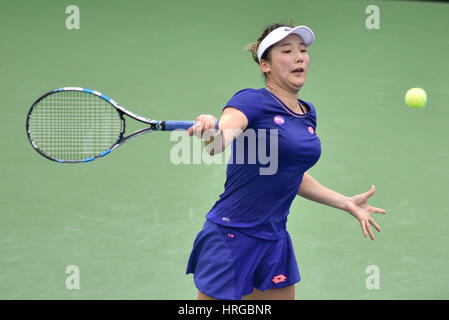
[186,219,300,300]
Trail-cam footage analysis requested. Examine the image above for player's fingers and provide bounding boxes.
[207,119,217,131]
[194,115,206,131]
[366,220,375,240]
[364,185,376,198]
[203,125,214,138]
[360,220,367,238]
[371,207,386,214]
[200,116,214,129]
[369,218,381,233]
[190,114,218,138]
[201,120,213,138]
[193,121,203,138]
[201,120,211,137]
[202,118,218,137]
[195,114,205,121]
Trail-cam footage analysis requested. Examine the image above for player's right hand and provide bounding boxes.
[186,114,218,139]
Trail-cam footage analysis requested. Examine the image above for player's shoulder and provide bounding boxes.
[226,88,263,109]
[231,88,263,99]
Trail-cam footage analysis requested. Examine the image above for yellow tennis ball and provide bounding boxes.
[405,88,427,109]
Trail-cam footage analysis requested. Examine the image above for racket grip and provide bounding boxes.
[163,120,218,131]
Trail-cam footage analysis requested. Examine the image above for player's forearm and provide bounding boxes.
[297,172,351,211]
[204,128,242,156]
[204,132,224,155]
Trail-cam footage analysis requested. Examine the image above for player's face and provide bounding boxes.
[262,34,310,92]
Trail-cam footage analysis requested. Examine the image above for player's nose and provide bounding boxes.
[295,52,304,63]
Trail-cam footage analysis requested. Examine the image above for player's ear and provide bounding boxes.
[259,59,271,74]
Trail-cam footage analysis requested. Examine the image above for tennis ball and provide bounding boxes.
[405,88,427,109]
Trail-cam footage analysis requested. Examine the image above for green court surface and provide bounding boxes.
[1,0,448,299]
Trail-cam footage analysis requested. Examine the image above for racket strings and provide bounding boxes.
[28,91,122,161]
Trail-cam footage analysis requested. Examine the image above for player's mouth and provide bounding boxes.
[291,67,304,75]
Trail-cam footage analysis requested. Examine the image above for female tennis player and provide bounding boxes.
[185,22,386,300]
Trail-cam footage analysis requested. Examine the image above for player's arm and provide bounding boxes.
[186,107,248,155]
[297,172,386,240]
[297,172,350,210]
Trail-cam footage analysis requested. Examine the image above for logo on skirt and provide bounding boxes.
[272,274,287,284]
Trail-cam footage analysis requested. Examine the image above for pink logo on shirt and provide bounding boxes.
[273,115,285,125]
[308,126,315,134]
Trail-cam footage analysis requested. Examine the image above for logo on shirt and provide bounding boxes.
[273,115,285,125]
[308,126,315,134]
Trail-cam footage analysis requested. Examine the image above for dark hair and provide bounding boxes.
[245,21,295,78]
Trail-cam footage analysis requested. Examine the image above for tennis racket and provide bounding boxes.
[26,87,217,163]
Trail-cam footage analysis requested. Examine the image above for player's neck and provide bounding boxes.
[266,83,303,114]
[266,83,298,101]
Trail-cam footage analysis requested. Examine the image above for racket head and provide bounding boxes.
[26,88,124,163]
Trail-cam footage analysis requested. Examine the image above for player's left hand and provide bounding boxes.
[345,185,386,240]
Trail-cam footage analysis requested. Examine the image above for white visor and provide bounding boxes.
[257,25,315,62]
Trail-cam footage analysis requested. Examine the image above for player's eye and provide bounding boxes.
[282,50,291,53]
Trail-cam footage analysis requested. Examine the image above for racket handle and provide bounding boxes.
[163,120,218,131]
